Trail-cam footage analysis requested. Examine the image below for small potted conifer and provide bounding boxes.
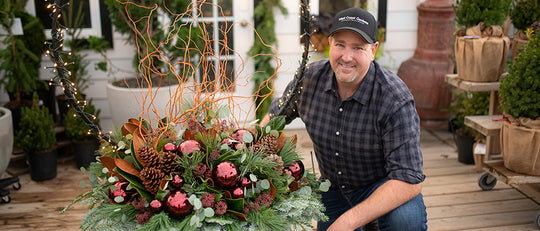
[64,100,101,169]
[15,94,57,181]
[509,0,540,59]
[498,27,540,175]
[453,0,512,82]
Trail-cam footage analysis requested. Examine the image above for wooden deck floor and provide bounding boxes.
[1,128,539,230]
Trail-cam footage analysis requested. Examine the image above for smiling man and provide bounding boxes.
[263,7,427,231]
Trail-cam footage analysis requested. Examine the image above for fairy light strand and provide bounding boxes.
[45,0,110,142]
[274,0,312,117]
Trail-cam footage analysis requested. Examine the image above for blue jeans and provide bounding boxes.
[317,178,427,231]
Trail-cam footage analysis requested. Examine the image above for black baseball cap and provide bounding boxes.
[329,8,377,44]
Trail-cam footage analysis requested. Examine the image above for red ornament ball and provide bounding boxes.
[213,161,239,188]
[241,176,252,187]
[163,142,177,152]
[149,199,163,213]
[232,187,244,199]
[178,139,200,155]
[165,190,193,218]
[108,181,134,204]
[171,174,184,189]
[287,161,305,181]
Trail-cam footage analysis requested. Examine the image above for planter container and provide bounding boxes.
[0,107,13,176]
[28,147,58,181]
[455,131,475,165]
[454,24,510,82]
[73,139,99,169]
[501,120,540,175]
[106,83,192,127]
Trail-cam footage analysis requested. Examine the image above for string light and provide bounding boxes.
[45,0,111,142]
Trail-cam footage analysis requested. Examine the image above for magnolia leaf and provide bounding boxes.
[115,158,140,177]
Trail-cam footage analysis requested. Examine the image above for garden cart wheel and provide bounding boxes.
[478,172,497,191]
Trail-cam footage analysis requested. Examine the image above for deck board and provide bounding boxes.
[1,128,539,230]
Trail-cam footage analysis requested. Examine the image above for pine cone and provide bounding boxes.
[253,134,278,156]
[140,167,165,194]
[138,145,160,168]
[186,118,205,134]
[160,151,183,175]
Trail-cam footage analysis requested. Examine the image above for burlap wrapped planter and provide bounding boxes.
[510,30,529,60]
[501,117,540,175]
[454,23,510,82]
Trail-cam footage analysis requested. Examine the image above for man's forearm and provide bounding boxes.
[328,180,422,230]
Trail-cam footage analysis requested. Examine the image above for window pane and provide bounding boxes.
[220,60,235,92]
[201,2,213,17]
[218,21,233,56]
[218,0,233,16]
[35,0,92,29]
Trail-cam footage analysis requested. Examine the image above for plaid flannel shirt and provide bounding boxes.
[269,59,425,190]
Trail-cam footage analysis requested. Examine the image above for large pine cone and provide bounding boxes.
[140,167,165,194]
[138,145,160,168]
[253,134,278,156]
[160,151,183,175]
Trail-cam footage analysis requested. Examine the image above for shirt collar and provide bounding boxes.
[324,61,376,105]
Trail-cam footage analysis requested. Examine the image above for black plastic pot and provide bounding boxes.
[73,140,99,169]
[450,118,475,165]
[455,132,475,165]
[28,147,58,181]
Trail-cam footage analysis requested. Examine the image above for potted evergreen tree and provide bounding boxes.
[453,0,512,82]
[498,27,540,175]
[0,6,47,129]
[64,100,101,169]
[509,0,540,59]
[450,91,490,164]
[15,94,57,181]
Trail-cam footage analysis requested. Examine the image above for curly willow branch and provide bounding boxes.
[46,0,110,141]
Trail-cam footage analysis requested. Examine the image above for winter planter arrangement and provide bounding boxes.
[63,115,329,230]
[498,28,540,176]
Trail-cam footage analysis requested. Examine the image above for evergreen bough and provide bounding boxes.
[510,0,540,31]
[499,30,540,119]
[453,0,512,28]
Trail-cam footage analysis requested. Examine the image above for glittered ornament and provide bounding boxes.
[232,187,244,199]
[165,190,193,218]
[178,139,200,155]
[149,199,163,213]
[163,142,177,152]
[171,174,184,189]
[108,181,134,204]
[213,161,239,188]
[241,176,252,187]
[287,161,305,181]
